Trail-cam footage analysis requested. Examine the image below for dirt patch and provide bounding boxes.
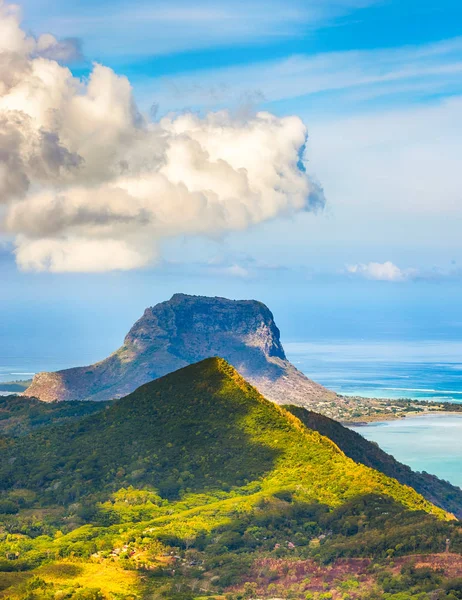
[230,554,462,598]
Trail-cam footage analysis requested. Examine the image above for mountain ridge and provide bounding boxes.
[1,358,459,600]
[285,405,462,518]
[3,358,450,518]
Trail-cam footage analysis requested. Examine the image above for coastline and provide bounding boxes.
[344,410,462,427]
[2,376,462,426]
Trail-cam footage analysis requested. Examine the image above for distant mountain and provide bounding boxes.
[24,293,337,408]
[286,405,462,518]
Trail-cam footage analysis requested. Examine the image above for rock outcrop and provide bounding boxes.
[25,293,337,407]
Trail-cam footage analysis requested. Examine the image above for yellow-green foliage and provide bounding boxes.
[285,404,462,518]
[0,562,138,600]
[2,358,448,518]
[37,562,138,594]
[0,358,456,600]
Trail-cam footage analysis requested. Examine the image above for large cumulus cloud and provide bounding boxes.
[0,1,324,272]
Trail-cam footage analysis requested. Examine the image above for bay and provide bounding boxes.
[350,415,462,489]
[285,340,462,488]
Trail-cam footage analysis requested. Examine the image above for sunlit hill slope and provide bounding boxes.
[1,358,460,599]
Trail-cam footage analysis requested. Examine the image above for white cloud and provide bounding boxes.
[219,264,251,278]
[346,262,462,283]
[0,1,324,273]
[0,3,80,60]
[129,35,462,264]
[347,261,412,282]
[15,238,147,273]
[34,33,81,62]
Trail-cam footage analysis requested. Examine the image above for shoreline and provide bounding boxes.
[3,385,462,426]
[344,410,462,427]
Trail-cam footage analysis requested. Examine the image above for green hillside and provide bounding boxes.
[0,358,460,600]
[285,405,462,518]
[0,358,449,514]
[0,395,109,436]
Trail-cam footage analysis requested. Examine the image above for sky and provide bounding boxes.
[1,0,462,365]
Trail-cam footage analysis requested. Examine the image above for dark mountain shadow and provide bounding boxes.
[1,359,282,502]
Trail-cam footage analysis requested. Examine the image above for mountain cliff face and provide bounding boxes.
[25,293,336,406]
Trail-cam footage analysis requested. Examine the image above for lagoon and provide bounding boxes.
[350,414,462,489]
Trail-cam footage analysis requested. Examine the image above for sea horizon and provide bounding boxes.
[286,339,462,403]
[3,338,462,404]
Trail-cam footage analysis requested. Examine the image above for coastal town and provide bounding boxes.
[327,396,462,425]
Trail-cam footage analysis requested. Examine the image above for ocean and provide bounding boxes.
[285,340,462,403]
[0,359,74,385]
[350,415,462,489]
[4,339,462,400]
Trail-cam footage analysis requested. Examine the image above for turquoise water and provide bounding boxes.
[285,340,462,402]
[350,415,462,489]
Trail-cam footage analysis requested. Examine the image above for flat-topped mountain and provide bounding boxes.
[25,293,337,407]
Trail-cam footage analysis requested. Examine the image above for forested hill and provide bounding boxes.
[1,359,461,600]
[0,358,447,517]
[0,395,110,436]
[285,405,462,519]
[2,375,461,518]
[2,372,461,516]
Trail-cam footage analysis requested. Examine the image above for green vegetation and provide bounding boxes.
[0,396,109,436]
[333,394,462,424]
[389,399,462,414]
[0,358,449,513]
[0,358,460,599]
[285,405,462,518]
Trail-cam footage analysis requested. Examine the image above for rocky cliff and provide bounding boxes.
[25,293,337,408]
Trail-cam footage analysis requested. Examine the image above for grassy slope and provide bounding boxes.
[0,358,449,517]
[0,396,109,436]
[1,358,459,599]
[285,405,462,518]
[2,388,460,518]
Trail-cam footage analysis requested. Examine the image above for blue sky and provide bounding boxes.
[1,0,462,364]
